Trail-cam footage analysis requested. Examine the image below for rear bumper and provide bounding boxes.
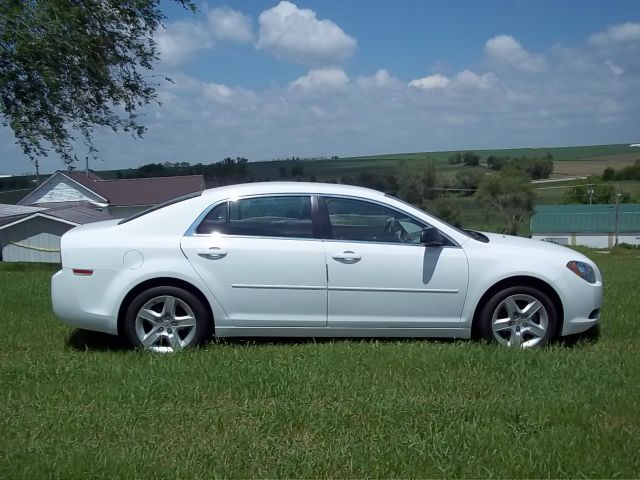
[51,268,119,335]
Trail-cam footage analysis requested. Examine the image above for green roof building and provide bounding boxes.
[530,204,640,248]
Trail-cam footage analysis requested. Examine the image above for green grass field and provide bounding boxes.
[1,251,639,478]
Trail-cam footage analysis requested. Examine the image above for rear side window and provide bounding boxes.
[195,203,228,234]
[195,196,313,238]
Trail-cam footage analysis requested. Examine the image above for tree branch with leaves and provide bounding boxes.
[0,0,195,167]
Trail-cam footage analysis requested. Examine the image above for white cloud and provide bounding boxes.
[357,69,400,88]
[453,70,498,90]
[485,35,547,73]
[589,22,640,46]
[409,71,497,91]
[605,60,624,76]
[156,21,212,67]
[289,68,349,92]
[408,73,450,90]
[156,6,253,67]
[257,1,357,66]
[208,7,253,44]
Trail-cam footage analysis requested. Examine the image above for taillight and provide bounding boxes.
[72,269,93,276]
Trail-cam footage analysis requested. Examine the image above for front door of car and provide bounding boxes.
[181,195,327,327]
[320,196,469,329]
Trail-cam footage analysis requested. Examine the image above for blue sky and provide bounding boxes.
[2,0,640,174]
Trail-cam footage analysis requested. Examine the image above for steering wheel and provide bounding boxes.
[384,217,407,242]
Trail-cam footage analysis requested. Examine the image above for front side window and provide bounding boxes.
[323,197,427,243]
[196,196,313,238]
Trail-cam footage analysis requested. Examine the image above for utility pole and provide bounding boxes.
[614,183,620,247]
[34,158,40,186]
[86,156,89,177]
[587,184,594,204]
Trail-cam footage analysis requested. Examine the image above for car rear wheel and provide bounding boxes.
[478,286,558,348]
[123,286,211,352]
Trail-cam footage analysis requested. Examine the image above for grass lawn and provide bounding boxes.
[1,251,639,478]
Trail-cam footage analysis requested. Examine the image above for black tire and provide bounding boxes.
[477,286,558,348]
[123,286,211,352]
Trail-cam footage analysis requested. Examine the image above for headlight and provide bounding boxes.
[566,260,596,284]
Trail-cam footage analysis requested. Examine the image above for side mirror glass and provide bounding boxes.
[420,227,446,247]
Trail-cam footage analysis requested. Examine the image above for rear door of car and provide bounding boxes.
[181,195,328,327]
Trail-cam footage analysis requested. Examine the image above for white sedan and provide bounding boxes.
[51,182,603,351]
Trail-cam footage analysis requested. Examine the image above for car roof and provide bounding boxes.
[201,182,388,200]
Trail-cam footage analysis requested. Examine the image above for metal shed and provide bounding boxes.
[530,204,640,248]
[0,204,113,263]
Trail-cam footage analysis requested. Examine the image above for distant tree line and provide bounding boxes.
[0,176,30,190]
[118,157,249,183]
[602,159,640,181]
[486,155,554,180]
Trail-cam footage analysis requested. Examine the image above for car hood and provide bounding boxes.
[478,231,592,261]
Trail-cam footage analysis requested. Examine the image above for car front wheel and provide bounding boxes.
[478,286,558,348]
[123,286,211,352]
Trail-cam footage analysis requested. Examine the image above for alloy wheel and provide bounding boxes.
[491,293,549,348]
[134,295,197,353]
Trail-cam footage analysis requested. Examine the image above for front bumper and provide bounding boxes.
[556,270,603,336]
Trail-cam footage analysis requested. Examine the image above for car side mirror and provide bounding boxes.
[420,227,446,247]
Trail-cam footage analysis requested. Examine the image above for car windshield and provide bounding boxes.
[118,191,202,225]
[384,193,475,240]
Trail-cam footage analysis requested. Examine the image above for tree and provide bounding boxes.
[565,176,616,204]
[396,160,439,204]
[291,165,304,177]
[448,153,463,164]
[0,0,194,167]
[522,157,553,180]
[455,170,483,196]
[477,170,535,235]
[423,198,462,227]
[486,155,509,171]
[462,151,480,167]
[602,166,615,181]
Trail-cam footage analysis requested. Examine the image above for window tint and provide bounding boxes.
[195,202,228,234]
[324,197,427,243]
[196,196,313,238]
[229,196,312,238]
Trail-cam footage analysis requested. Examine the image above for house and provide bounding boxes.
[531,204,640,248]
[1,169,205,263]
[0,202,114,262]
[18,170,205,218]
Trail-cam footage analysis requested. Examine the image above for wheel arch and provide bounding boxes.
[117,277,215,336]
[470,275,564,339]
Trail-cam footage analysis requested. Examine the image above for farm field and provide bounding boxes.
[1,251,639,478]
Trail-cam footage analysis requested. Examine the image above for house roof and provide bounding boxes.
[19,170,205,207]
[531,204,640,234]
[0,203,113,231]
[45,204,114,224]
[0,203,46,218]
[64,171,204,206]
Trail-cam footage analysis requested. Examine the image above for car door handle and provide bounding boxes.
[197,247,227,259]
[332,251,362,263]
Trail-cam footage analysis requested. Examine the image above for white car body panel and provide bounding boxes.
[181,235,327,327]
[51,182,603,342]
[324,241,468,328]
